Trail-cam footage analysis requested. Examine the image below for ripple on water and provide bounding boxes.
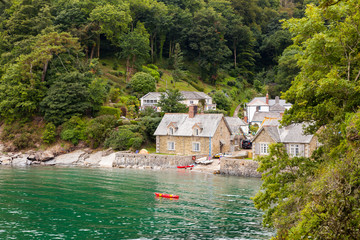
[0,167,274,239]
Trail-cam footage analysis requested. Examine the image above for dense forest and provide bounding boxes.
[1,0,360,238]
[0,0,306,150]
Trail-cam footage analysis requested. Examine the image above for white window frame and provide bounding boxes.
[169,127,174,135]
[290,144,300,157]
[190,100,194,104]
[260,143,269,155]
[192,142,200,152]
[168,141,175,151]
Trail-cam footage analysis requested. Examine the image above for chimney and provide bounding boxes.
[266,93,269,104]
[275,96,279,104]
[189,105,198,118]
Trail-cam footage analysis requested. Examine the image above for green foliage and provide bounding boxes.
[213,91,231,112]
[40,71,93,126]
[60,116,87,145]
[104,127,143,150]
[139,116,162,142]
[157,89,187,113]
[85,115,118,148]
[98,106,121,119]
[129,72,156,96]
[142,65,160,82]
[42,122,57,144]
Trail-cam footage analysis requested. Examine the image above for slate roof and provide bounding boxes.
[252,112,283,122]
[224,117,246,135]
[140,91,211,100]
[180,91,211,100]
[154,113,227,137]
[253,119,314,144]
[247,97,292,107]
[270,103,285,112]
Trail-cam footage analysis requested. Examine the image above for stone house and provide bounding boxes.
[252,118,318,158]
[154,106,231,156]
[224,117,248,151]
[245,94,292,125]
[140,91,216,112]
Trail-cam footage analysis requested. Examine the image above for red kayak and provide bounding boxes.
[154,192,179,198]
[177,165,194,169]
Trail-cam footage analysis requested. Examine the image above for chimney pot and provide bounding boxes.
[275,96,279,104]
[266,93,269,104]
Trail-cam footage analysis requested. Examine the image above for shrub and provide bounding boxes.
[42,123,57,144]
[98,106,121,119]
[13,132,34,149]
[142,66,160,82]
[113,62,119,70]
[129,72,156,96]
[104,128,143,150]
[85,115,118,148]
[60,116,87,145]
[227,81,236,87]
[147,64,158,70]
[108,88,121,103]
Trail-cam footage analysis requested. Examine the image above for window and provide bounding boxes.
[260,143,269,155]
[290,144,300,156]
[169,127,174,135]
[192,142,200,152]
[168,142,175,150]
[194,128,199,136]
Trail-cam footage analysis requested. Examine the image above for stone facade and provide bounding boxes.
[252,129,274,158]
[157,118,231,156]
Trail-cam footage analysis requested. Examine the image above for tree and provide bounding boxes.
[129,72,156,97]
[213,91,231,112]
[40,72,94,125]
[118,22,150,82]
[157,89,187,113]
[172,43,185,82]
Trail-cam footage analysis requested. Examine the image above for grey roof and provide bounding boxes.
[252,112,283,122]
[247,97,292,107]
[154,113,226,137]
[141,91,211,101]
[270,103,285,112]
[140,92,163,100]
[180,91,211,100]
[253,121,314,144]
[224,117,246,135]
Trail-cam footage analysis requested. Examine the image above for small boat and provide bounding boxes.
[154,192,179,198]
[177,165,194,169]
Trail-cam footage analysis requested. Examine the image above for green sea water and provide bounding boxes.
[0,167,273,239]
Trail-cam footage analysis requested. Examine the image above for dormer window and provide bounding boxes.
[169,127,174,135]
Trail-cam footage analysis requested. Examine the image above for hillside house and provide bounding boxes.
[140,91,216,112]
[154,105,231,156]
[252,118,318,158]
[245,94,292,125]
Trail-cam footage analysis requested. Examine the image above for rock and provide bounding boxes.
[118,165,126,168]
[144,166,152,170]
[12,157,28,167]
[84,151,103,166]
[102,148,114,157]
[2,159,11,165]
[98,152,116,168]
[40,150,55,161]
[50,150,86,166]
[27,154,36,160]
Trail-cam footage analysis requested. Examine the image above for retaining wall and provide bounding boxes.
[220,157,261,178]
[113,153,203,168]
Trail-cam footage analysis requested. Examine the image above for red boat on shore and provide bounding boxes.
[154,192,179,198]
[177,165,194,169]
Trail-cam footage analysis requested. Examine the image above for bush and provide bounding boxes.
[142,66,160,82]
[113,62,119,70]
[104,128,143,150]
[227,81,236,87]
[42,123,57,144]
[85,115,118,148]
[60,116,87,145]
[129,72,156,96]
[146,64,158,70]
[13,132,34,149]
[98,106,121,118]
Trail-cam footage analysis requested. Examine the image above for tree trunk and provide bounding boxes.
[90,44,95,61]
[97,34,100,58]
[234,41,237,68]
[169,40,172,58]
[41,60,49,82]
[126,57,131,82]
[159,35,166,62]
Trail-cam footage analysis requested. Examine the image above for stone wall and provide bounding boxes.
[220,157,261,178]
[113,153,201,168]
